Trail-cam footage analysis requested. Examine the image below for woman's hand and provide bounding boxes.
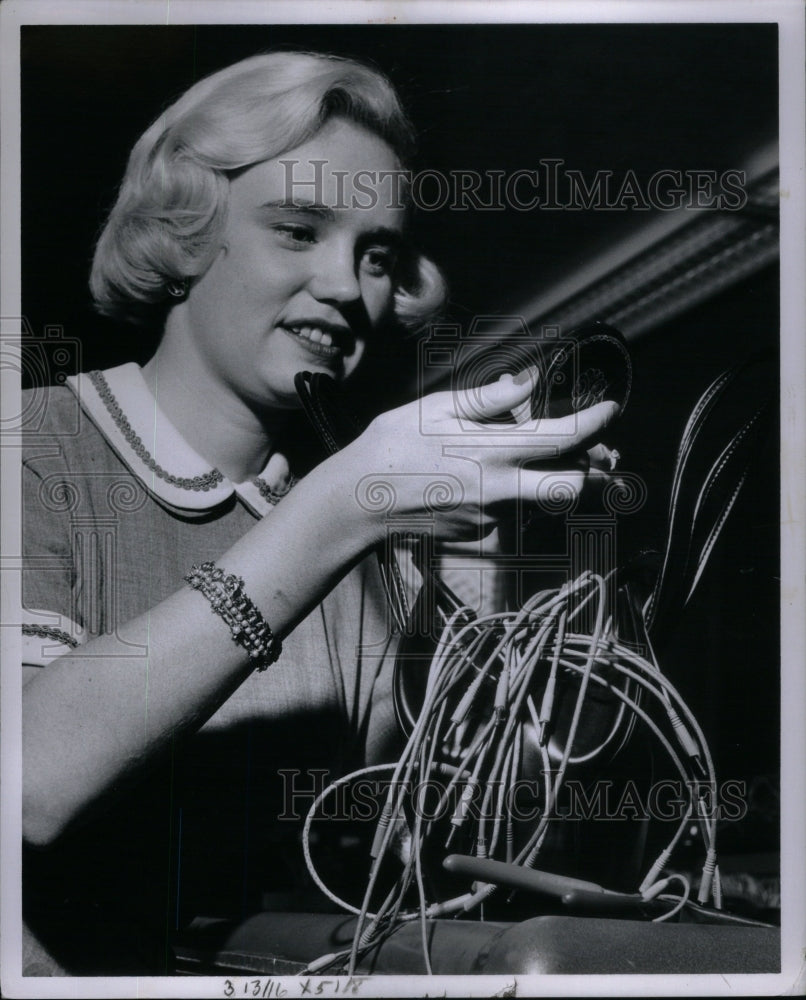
[337,375,619,543]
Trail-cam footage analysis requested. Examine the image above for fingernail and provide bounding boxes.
[513,364,540,386]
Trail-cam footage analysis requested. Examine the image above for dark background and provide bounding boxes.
[21,23,779,857]
[22,23,777,358]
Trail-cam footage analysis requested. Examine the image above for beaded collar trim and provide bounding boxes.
[67,364,296,515]
[89,370,225,492]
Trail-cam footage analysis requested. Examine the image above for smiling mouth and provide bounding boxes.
[279,323,348,361]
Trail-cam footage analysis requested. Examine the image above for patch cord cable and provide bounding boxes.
[300,572,720,974]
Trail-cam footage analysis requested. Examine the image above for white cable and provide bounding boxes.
[652,874,692,922]
[302,762,398,917]
[307,571,717,958]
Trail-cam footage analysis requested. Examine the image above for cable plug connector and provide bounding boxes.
[462,882,495,911]
[370,801,394,860]
[450,667,489,729]
[639,847,671,895]
[537,673,557,746]
[666,707,700,761]
[358,922,380,949]
[691,754,708,779]
[712,864,723,909]
[697,847,718,905]
[426,893,475,918]
[494,662,511,724]
[505,817,515,864]
[450,781,478,830]
[303,952,341,975]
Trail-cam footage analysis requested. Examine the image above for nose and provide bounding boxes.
[308,242,362,305]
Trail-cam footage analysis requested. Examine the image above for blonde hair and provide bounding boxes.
[90,51,446,331]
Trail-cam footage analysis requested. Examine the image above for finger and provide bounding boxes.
[453,366,539,421]
[520,467,587,509]
[497,371,535,427]
[520,400,620,452]
[508,369,538,425]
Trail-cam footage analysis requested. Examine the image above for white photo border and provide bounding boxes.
[1,1,804,997]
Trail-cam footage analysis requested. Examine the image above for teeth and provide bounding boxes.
[285,324,337,347]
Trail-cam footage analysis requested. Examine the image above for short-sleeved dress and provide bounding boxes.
[21,363,402,975]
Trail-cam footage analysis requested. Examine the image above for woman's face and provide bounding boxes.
[179,117,407,411]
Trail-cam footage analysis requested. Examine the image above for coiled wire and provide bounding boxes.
[301,570,718,975]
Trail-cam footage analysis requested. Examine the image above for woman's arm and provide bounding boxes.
[22,453,376,847]
[23,377,616,846]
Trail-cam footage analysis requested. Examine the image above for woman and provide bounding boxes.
[20,51,616,975]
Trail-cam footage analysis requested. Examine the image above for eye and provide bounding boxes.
[274,223,317,247]
[360,246,397,277]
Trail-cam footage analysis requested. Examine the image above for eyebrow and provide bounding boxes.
[259,199,336,220]
[259,199,406,246]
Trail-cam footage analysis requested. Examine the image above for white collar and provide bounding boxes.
[67,363,295,518]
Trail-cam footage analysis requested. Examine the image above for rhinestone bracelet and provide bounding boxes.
[184,561,282,670]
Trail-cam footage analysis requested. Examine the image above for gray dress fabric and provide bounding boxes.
[20,365,402,974]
